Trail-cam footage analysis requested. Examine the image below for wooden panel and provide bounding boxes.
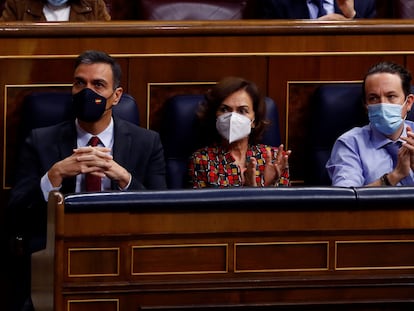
[68,248,120,277]
[60,208,414,237]
[336,240,414,270]
[67,299,119,311]
[128,56,267,130]
[132,244,227,275]
[235,242,328,272]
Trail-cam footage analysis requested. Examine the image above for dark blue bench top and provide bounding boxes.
[64,187,357,212]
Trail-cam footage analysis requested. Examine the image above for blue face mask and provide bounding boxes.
[47,0,69,7]
[367,100,407,135]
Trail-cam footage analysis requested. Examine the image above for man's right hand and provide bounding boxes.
[47,146,112,187]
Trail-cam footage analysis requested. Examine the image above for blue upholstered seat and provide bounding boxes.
[305,83,368,186]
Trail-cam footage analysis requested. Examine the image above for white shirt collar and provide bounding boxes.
[43,4,70,21]
[76,118,115,152]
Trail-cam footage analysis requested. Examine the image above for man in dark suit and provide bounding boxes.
[7,49,167,310]
[258,0,376,20]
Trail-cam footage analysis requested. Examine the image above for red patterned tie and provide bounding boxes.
[85,136,101,192]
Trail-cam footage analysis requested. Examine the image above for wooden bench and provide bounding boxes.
[33,187,414,310]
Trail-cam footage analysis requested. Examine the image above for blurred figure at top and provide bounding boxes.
[0,0,110,21]
[258,0,376,20]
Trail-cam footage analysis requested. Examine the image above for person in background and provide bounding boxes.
[258,0,376,20]
[326,61,414,187]
[0,0,110,21]
[189,76,291,188]
[7,49,166,310]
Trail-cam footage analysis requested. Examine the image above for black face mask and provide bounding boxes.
[73,88,108,122]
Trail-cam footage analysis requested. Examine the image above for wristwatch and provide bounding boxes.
[380,173,391,186]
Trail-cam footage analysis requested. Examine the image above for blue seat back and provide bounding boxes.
[305,83,368,185]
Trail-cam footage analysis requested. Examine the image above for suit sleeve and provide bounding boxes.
[354,0,376,18]
[128,130,167,190]
[257,0,284,19]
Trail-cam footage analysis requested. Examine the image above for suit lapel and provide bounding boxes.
[113,118,132,176]
[58,122,77,193]
[290,0,311,19]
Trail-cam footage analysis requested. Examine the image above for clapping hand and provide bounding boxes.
[400,125,414,172]
[263,144,291,186]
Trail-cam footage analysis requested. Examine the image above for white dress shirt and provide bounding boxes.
[307,0,334,19]
[43,3,70,21]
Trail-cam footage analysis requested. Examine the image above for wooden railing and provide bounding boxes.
[35,187,414,311]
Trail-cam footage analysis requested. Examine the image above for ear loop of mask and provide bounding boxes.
[402,96,409,120]
[104,89,118,111]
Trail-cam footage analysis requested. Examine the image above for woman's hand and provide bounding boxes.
[264,144,291,186]
[243,157,258,187]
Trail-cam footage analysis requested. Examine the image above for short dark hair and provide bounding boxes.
[75,50,122,89]
[363,61,412,101]
[198,76,269,145]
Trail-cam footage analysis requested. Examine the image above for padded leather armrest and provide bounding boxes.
[354,187,414,208]
[64,187,356,212]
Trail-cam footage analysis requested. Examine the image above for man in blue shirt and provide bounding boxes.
[326,61,414,187]
[258,0,376,20]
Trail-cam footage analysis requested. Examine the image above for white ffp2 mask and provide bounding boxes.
[216,112,252,143]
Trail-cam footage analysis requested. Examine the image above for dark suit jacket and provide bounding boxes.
[7,117,167,251]
[258,0,376,19]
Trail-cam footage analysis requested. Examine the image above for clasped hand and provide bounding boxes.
[73,146,113,177]
[48,145,129,188]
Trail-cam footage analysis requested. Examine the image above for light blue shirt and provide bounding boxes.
[307,0,334,19]
[326,121,414,187]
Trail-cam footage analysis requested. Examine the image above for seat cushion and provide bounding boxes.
[139,0,249,20]
[305,83,368,185]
